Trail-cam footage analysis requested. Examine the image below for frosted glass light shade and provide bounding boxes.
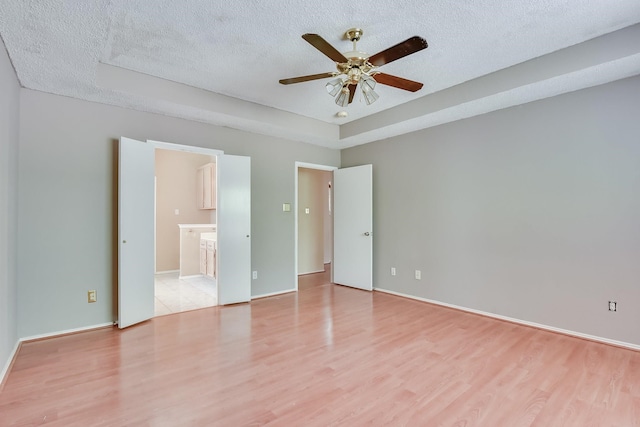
[335,86,350,107]
[360,75,379,105]
[325,78,344,97]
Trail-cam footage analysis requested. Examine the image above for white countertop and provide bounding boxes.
[201,232,217,241]
[178,224,216,229]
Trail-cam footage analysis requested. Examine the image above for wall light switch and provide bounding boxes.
[415,270,421,280]
[174,209,180,215]
[282,203,291,212]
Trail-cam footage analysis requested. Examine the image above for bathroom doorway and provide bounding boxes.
[154,148,218,315]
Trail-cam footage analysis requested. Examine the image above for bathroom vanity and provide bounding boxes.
[200,232,217,279]
[178,224,216,279]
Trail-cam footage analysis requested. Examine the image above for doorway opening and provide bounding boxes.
[295,162,337,289]
[154,148,218,316]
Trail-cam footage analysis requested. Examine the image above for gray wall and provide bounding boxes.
[17,90,339,338]
[342,76,640,346]
[0,36,19,375]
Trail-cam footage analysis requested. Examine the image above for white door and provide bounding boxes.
[333,164,373,291]
[217,154,252,305]
[118,137,155,328]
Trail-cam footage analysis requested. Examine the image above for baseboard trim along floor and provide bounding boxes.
[374,287,640,352]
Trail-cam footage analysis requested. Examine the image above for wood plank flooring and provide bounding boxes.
[2,268,639,426]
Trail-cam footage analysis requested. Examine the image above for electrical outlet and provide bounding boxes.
[252,271,258,280]
[391,267,396,276]
[87,290,97,303]
[608,301,617,312]
[415,270,421,280]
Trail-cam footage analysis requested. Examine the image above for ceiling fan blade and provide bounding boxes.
[373,72,424,92]
[368,36,428,67]
[348,84,356,104]
[302,34,348,63]
[279,72,335,85]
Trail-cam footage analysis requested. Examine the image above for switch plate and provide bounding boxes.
[87,290,97,303]
[608,301,617,311]
[415,270,421,280]
[252,271,258,280]
[391,267,396,276]
[282,203,291,212]
[305,207,310,214]
[174,209,179,215]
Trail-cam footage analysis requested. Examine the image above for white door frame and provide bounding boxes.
[149,140,224,157]
[294,162,338,291]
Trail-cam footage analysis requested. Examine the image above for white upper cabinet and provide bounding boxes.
[197,163,216,210]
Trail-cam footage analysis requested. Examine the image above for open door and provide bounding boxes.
[333,164,373,291]
[217,154,252,305]
[118,137,155,328]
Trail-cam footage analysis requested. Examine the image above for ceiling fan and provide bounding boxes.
[279,28,428,107]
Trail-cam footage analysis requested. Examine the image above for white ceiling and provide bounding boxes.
[1,1,640,149]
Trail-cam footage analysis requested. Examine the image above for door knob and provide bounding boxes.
[363,232,371,236]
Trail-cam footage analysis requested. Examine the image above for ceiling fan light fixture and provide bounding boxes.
[325,78,344,97]
[279,28,427,108]
[361,86,379,105]
[360,75,379,105]
[335,86,350,107]
[361,74,376,90]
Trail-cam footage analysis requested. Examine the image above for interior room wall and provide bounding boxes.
[17,90,340,338]
[155,149,214,272]
[342,75,640,346]
[0,36,20,379]
[298,167,328,275]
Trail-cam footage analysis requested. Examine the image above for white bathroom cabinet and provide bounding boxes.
[197,163,216,210]
[199,237,216,278]
[178,224,215,278]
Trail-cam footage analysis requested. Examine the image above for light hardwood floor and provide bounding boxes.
[2,268,639,426]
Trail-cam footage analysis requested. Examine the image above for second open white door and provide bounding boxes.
[333,164,373,291]
[217,154,252,305]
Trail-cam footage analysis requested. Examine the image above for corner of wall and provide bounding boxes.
[0,33,21,385]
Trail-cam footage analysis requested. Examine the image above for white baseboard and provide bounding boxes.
[0,339,20,390]
[155,269,179,275]
[179,274,202,280]
[299,269,325,276]
[252,288,296,300]
[374,287,640,352]
[20,322,114,343]
[2,323,114,387]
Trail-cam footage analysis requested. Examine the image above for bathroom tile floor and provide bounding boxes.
[154,271,217,316]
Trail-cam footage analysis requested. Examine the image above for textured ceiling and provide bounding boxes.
[1,1,640,149]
